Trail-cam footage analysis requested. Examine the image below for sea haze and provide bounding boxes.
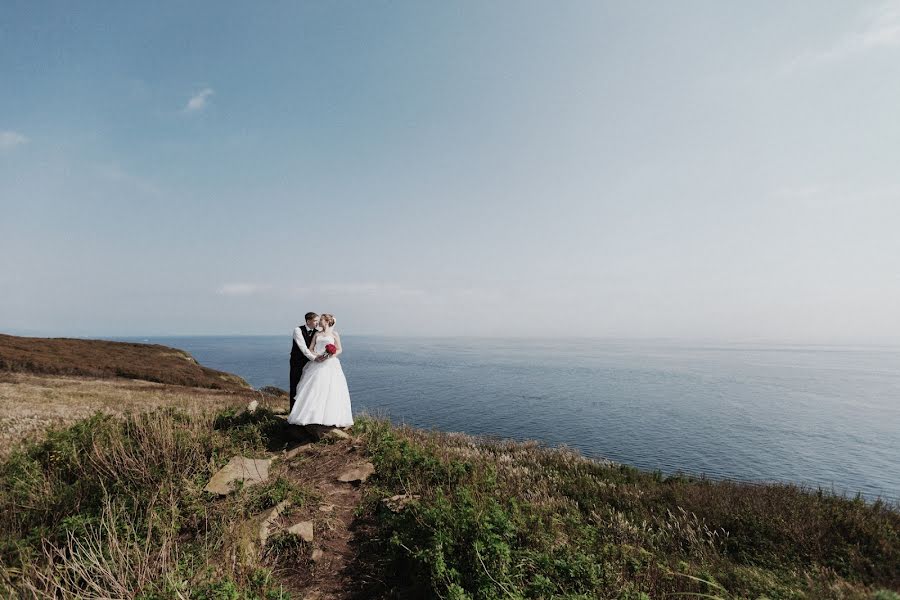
[121,335,900,501]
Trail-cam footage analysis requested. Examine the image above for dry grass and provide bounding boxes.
[15,499,180,599]
[0,334,250,390]
[0,404,304,599]
[0,373,278,457]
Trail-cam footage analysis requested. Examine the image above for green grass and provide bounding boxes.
[0,407,299,598]
[2,406,898,599]
[354,416,900,600]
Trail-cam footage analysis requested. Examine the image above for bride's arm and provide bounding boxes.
[331,331,343,358]
[300,332,319,361]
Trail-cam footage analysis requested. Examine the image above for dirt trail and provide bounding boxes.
[269,431,382,599]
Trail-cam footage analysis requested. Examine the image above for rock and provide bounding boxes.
[324,428,352,441]
[284,443,315,460]
[204,456,272,495]
[304,424,351,441]
[311,548,325,563]
[231,500,291,563]
[287,520,314,542]
[382,493,420,513]
[259,500,291,545]
[337,462,375,484]
[247,399,259,413]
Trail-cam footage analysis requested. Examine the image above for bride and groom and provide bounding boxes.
[287,312,353,428]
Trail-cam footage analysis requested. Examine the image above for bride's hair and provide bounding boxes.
[320,313,336,327]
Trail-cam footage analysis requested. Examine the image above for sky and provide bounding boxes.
[2,1,899,342]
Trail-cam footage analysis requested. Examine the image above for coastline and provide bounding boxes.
[1,334,898,598]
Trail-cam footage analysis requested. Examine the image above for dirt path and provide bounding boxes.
[268,430,382,599]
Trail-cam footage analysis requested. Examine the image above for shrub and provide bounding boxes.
[0,407,282,597]
[355,416,900,599]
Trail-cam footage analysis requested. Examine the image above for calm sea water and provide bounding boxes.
[123,336,900,501]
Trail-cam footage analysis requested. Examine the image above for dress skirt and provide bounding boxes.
[287,357,353,427]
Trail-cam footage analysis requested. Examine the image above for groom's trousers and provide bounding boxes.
[289,359,306,411]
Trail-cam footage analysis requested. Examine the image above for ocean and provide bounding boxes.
[123,335,900,501]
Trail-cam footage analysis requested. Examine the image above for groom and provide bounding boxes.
[289,312,319,411]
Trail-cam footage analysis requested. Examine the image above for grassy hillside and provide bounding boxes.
[0,335,897,598]
[0,408,303,599]
[1,404,897,599]
[0,334,249,390]
[0,373,256,457]
[356,420,900,599]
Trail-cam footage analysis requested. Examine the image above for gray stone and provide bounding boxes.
[204,456,272,495]
[259,500,291,546]
[311,548,325,563]
[284,444,315,460]
[304,424,351,441]
[324,428,352,441]
[287,520,314,542]
[337,462,375,483]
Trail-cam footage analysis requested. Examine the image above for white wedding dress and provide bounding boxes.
[287,335,353,427]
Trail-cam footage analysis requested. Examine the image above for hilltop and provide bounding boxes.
[0,333,254,455]
[0,333,250,390]
[0,335,898,599]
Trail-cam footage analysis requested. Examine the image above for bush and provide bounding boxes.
[213,407,293,452]
[0,407,286,597]
[355,416,900,599]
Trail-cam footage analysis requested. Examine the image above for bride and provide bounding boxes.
[287,313,353,428]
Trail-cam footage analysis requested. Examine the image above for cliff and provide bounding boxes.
[0,335,897,599]
[0,333,250,390]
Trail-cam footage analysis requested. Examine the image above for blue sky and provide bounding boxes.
[2,1,899,341]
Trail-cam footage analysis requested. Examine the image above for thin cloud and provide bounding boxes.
[0,130,28,150]
[216,281,500,303]
[286,283,430,302]
[784,1,900,72]
[217,283,272,296]
[93,163,162,197]
[300,283,428,297]
[184,88,214,113]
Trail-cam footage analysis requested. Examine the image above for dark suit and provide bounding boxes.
[289,325,317,411]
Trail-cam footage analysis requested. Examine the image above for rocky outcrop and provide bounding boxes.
[204,456,272,495]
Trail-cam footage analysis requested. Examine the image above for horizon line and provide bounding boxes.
[4,330,900,348]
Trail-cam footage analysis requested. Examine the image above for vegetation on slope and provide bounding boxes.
[0,373,255,456]
[0,407,306,599]
[355,419,900,599]
[0,334,249,390]
[1,384,898,599]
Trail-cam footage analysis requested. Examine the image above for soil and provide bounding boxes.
[266,430,386,599]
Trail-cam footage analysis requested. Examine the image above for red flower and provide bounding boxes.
[325,343,337,355]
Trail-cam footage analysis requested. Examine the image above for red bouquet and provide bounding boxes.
[325,343,337,356]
